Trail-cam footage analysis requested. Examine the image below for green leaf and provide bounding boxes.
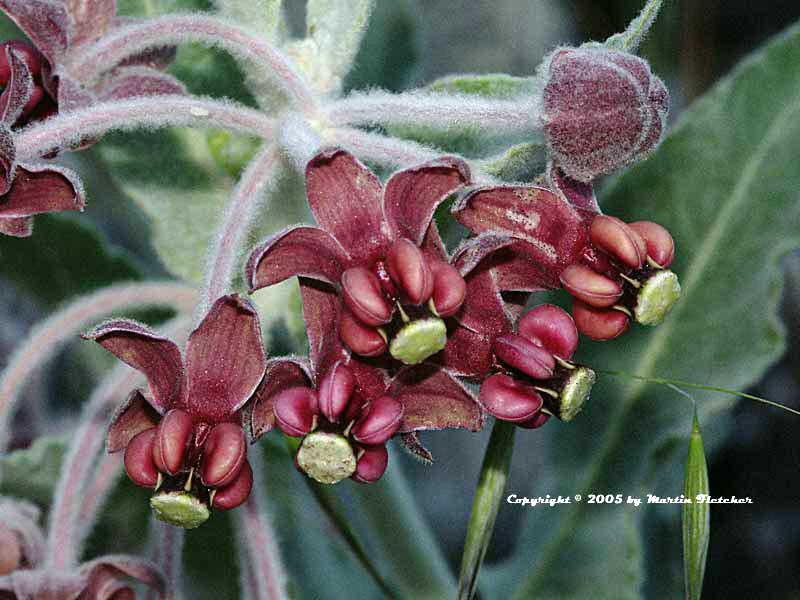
[479,20,800,599]
[305,0,374,94]
[427,74,534,98]
[603,0,664,53]
[0,215,141,308]
[0,437,66,506]
[683,412,710,600]
[212,0,283,43]
[458,420,515,600]
[481,142,547,182]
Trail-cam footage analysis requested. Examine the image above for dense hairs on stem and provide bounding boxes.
[0,282,197,451]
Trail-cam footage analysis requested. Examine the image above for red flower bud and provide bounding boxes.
[274,387,319,437]
[351,396,403,445]
[318,361,356,423]
[560,264,622,308]
[543,47,669,181]
[152,409,193,476]
[479,374,543,422]
[352,445,389,484]
[124,428,160,488]
[386,239,434,305]
[494,334,556,380]
[341,266,393,326]
[200,423,246,487]
[211,460,253,511]
[572,300,630,341]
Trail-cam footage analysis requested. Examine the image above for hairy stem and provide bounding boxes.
[45,316,193,570]
[15,96,275,161]
[236,451,288,600]
[70,14,316,112]
[149,520,185,600]
[0,282,197,451]
[200,145,280,314]
[328,91,536,136]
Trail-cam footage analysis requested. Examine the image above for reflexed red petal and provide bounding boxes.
[352,444,389,483]
[479,374,543,422]
[200,423,246,487]
[398,431,434,463]
[383,156,470,244]
[124,429,159,487]
[517,412,551,429]
[185,295,267,420]
[629,221,675,267]
[0,46,34,125]
[273,387,318,436]
[494,334,555,380]
[341,267,392,326]
[560,264,622,308]
[299,279,346,375]
[0,0,69,63]
[453,185,590,289]
[305,149,388,262]
[83,320,183,413]
[517,304,579,360]
[430,260,466,317]
[0,163,85,218]
[247,225,350,290]
[547,161,599,212]
[107,390,160,453]
[249,358,311,440]
[318,361,355,423]
[589,215,645,269]
[390,365,483,432]
[152,409,192,475]
[440,324,495,378]
[572,300,630,341]
[0,41,41,81]
[386,239,433,305]
[338,310,387,357]
[351,396,403,445]
[211,460,253,510]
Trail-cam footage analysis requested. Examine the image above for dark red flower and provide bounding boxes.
[83,295,267,528]
[247,148,472,367]
[453,184,680,340]
[0,0,183,121]
[0,45,83,237]
[541,46,669,182]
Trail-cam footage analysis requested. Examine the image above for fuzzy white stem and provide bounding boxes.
[236,452,288,600]
[200,145,281,314]
[328,90,537,136]
[278,113,322,172]
[69,14,316,113]
[149,520,185,600]
[15,96,275,161]
[0,282,197,451]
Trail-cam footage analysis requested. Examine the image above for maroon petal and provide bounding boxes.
[247,225,350,290]
[0,0,69,64]
[383,156,470,245]
[398,431,433,463]
[386,239,434,305]
[547,161,600,213]
[517,304,579,360]
[185,295,267,420]
[83,319,184,413]
[0,162,85,218]
[64,0,116,47]
[318,360,356,423]
[390,365,483,432]
[300,278,347,375]
[351,395,403,445]
[494,334,556,380]
[453,185,590,289]
[107,389,161,453]
[99,66,187,100]
[452,232,514,278]
[0,46,34,125]
[439,324,495,379]
[81,555,166,600]
[452,255,512,342]
[211,460,253,511]
[430,260,466,318]
[0,125,14,195]
[152,409,193,475]
[479,373,543,422]
[352,444,389,483]
[0,216,32,237]
[124,429,159,487]
[200,423,246,487]
[273,387,318,437]
[249,357,312,441]
[305,148,388,263]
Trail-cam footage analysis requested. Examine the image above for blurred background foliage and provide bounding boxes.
[1,1,799,598]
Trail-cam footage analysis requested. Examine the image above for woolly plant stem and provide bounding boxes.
[200,144,281,314]
[236,451,288,600]
[15,96,276,161]
[328,91,536,136]
[70,14,316,112]
[149,520,185,600]
[0,282,197,451]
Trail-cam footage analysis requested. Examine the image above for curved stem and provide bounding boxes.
[69,14,316,113]
[236,451,288,600]
[200,145,280,314]
[149,520,185,600]
[328,91,536,136]
[45,316,193,570]
[15,96,276,161]
[0,282,197,451]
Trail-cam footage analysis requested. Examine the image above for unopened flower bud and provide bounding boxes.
[352,445,389,483]
[318,361,356,423]
[124,428,160,488]
[351,396,403,446]
[152,409,193,476]
[542,47,669,181]
[386,238,434,305]
[200,423,246,487]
